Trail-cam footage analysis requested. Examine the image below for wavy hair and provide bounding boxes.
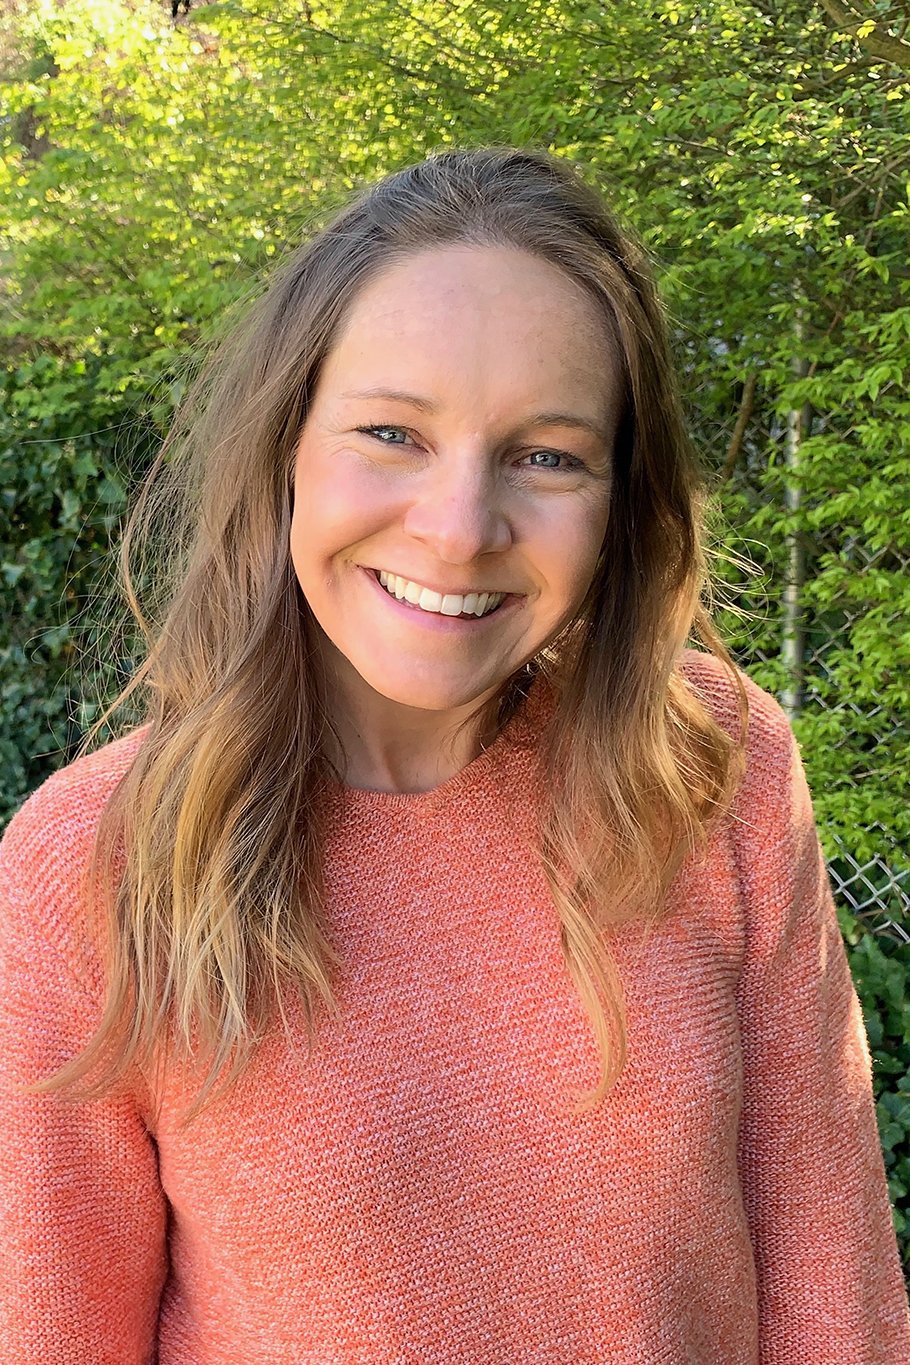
[26,144,748,1128]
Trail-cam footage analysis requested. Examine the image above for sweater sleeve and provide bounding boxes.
[732,703,910,1362]
[0,776,169,1365]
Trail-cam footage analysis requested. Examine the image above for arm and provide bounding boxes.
[733,707,910,1362]
[0,786,169,1365]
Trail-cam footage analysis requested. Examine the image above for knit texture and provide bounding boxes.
[1,649,908,1364]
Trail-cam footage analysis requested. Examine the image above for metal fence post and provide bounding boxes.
[781,300,810,721]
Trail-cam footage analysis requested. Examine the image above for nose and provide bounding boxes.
[402,453,513,564]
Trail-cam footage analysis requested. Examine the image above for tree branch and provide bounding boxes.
[721,373,757,482]
[818,0,910,67]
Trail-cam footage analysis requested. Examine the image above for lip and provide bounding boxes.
[360,565,521,630]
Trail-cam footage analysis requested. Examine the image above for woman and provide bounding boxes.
[1,146,907,1362]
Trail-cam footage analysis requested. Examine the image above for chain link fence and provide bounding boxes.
[801,536,910,938]
[715,475,909,944]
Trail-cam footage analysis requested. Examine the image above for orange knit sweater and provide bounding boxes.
[1,651,908,1364]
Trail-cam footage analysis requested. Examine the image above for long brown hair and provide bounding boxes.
[25,144,747,1128]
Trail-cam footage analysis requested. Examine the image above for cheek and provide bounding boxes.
[291,453,396,566]
[531,500,609,596]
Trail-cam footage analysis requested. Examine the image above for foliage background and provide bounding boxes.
[2,0,909,1268]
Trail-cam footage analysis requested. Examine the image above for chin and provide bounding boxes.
[352,659,502,715]
[373,678,493,715]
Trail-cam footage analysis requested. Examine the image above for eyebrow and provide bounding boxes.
[339,386,610,443]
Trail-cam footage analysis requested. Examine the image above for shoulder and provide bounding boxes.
[677,649,804,843]
[0,726,150,988]
[679,660,833,958]
[1,726,149,879]
[679,648,794,768]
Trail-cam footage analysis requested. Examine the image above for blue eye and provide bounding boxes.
[521,449,583,472]
[356,424,411,444]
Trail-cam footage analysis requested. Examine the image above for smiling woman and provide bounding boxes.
[1,146,908,1363]
[289,242,617,789]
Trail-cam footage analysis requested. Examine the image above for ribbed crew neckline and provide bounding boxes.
[322,671,550,818]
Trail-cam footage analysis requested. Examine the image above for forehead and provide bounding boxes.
[321,245,621,417]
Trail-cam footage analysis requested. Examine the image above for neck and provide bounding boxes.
[321,665,505,797]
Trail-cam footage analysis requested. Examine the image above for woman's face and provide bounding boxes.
[290,244,621,719]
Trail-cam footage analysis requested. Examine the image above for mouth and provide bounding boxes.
[371,567,512,622]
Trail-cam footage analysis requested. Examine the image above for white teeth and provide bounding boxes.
[374,569,504,618]
[418,587,443,612]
